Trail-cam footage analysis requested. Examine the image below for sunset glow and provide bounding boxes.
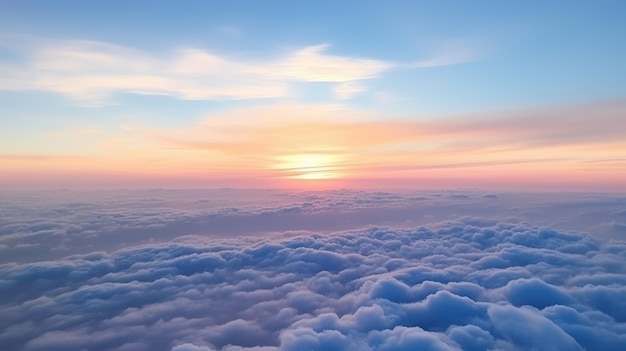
[2,3,626,351]
[0,1,624,191]
[275,153,343,180]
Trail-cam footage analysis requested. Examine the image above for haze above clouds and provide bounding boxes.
[2,189,626,264]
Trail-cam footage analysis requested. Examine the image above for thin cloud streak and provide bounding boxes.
[407,42,482,69]
[0,40,387,104]
[0,154,84,161]
[1,99,624,189]
[147,100,626,183]
[0,38,479,105]
[164,100,626,151]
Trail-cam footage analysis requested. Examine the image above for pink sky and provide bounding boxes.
[2,100,625,191]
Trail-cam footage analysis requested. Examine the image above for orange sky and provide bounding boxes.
[2,100,625,191]
[2,4,626,192]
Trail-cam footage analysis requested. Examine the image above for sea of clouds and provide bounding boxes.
[1,189,625,350]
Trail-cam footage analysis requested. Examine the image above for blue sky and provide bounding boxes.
[1,4,626,348]
[3,0,625,115]
[1,1,625,189]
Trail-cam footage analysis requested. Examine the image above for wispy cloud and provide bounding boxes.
[0,40,389,105]
[149,100,626,181]
[0,38,476,105]
[407,40,483,69]
[1,99,624,189]
[332,82,366,100]
[0,154,83,161]
[271,44,392,82]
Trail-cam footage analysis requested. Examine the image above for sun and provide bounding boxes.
[274,153,342,180]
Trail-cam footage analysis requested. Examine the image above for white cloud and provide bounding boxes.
[272,44,392,82]
[332,82,366,100]
[0,40,394,105]
[0,38,481,105]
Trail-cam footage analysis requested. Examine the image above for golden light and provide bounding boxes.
[274,153,342,180]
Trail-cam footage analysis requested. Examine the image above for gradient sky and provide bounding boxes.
[1,0,625,190]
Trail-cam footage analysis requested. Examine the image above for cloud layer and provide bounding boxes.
[2,189,626,265]
[1,214,625,350]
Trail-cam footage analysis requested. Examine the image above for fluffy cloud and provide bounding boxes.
[1,189,625,265]
[1,213,625,350]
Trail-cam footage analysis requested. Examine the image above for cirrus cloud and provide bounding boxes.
[0,36,478,105]
[0,39,392,105]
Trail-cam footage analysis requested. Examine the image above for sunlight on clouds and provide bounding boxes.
[142,100,626,189]
[274,153,344,180]
[1,95,625,189]
[274,44,392,82]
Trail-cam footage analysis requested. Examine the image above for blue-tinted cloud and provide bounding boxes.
[1,189,625,265]
[1,218,625,350]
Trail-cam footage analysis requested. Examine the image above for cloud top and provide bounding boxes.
[1,218,625,350]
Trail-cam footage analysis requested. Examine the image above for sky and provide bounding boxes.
[2,3,626,349]
[1,0,625,190]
